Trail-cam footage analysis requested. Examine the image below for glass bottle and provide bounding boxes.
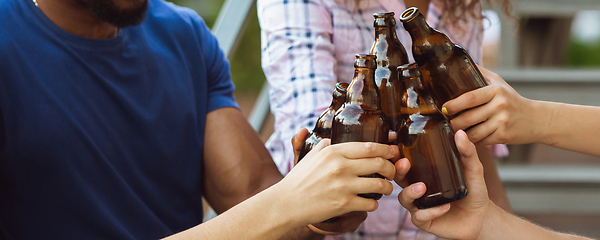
[397,63,468,209]
[399,7,487,113]
[297,83,348,164]
[331,54,389,200]
[370,12,410,136]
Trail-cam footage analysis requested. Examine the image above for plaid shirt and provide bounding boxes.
[259,0,487,239]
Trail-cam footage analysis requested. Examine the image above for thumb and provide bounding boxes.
[292,128,310,165]
[454,130,486,193]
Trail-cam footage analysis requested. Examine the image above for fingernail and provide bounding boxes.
[388,145,397,156]
[441,106,448,115]
[412,183,424,193]
[439,204,450,211]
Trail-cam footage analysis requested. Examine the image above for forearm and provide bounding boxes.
[165,184,301,240]
[476,146,511,212]
[479,204,592,240]
[532,100,600,157]
[278,226,324,240]
[203,108,284,213]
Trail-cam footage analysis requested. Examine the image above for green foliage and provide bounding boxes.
[167,0,265,93]
[565,40,600,67]
[228,13,266,93]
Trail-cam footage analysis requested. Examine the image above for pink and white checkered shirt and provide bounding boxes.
[258,0,502,239]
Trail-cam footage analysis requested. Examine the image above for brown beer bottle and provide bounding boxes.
[399,7,487,112]
[369,12,410,136]
[297,82,348,164]
[331,54,389,200]
[397,63,468,209]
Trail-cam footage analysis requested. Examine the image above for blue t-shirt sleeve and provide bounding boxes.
[193,14,239,113]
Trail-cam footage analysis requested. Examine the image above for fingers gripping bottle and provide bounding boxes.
[399,7,487,114]
[397,63,468,209]
[331,54,389,200]
[297,83,348,163]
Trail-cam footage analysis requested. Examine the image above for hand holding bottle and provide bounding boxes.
[398,130,594,240]
[442,66,542,146]
[397,130,492,240]
[285,135,404,229]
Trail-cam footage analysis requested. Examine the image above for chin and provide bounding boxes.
[84,0,149,27]
[113,0,147,9]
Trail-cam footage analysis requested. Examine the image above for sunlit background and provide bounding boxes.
[170,0,600,238]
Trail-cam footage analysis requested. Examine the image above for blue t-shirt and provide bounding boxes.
[0,0,238,239]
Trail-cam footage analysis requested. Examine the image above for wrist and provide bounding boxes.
[278,225,325,240]
[262,182,305,230]
[476,202,506,240]
[527,99,554,144]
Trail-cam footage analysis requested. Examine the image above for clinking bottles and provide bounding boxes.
[399,7,487,113]
[297,83,349,164]
[397,63,468,209]
[331,54,389,200]
[369,12,409,138]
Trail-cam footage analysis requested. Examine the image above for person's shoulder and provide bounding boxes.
[0,0,24,24]
[145,0,210,36]
[0,0,17,12]
[0,0,26,47]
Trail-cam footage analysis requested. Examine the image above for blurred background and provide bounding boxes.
[173,0,600,238]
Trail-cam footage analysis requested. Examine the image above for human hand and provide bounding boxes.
[397,130,495,240]
[290,128,408,234]
[277,140,399,226]
[292,128,409,187]
[292,128,310,166]
[442,66,540,146]
[307,211,367,235]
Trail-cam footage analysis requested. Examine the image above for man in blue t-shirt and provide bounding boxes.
[0,0,378,238]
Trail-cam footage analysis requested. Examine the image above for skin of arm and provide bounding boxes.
[162,107,402,240]
[397,130,593,240]
[292,129,512,213]
[443,66,600,158]
[476,146,512,212]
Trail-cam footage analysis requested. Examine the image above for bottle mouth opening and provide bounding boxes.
[354,54,377,68]
[400,7,418,22]
[398,63,421,78]
[373,12,394,18]
[373,12,396,27]
[336,83,349,92]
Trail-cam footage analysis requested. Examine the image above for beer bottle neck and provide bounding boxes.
[400,65,438,112]
[403,13,433,42]
[314,86,346,133]
[374,25,400,42]
[347,68,380,110]
[331,94,344,110]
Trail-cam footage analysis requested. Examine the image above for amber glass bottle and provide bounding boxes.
[370,12,409,136]
[399,7,487,112]
[331,54,389,200]
[397,63,468,209]
[297,83,349,164]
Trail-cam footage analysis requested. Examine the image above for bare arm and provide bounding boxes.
[532,100,600,158]
[163,107,400,240]
[397,130,592,240]
[476,146,511,212]
[444,66,600,158]
[201,107,282,214]
[202,107,321,239]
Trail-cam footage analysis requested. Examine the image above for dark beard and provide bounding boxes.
[78,0,149,28]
